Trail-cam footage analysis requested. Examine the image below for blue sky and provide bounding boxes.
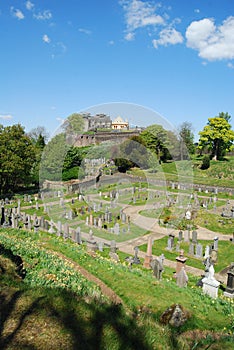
[0,0,234,140]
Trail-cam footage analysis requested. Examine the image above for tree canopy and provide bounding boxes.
[178,122,195,159]
[140,124,172,162]
[198,112,234,160]
[61,113,85,136]
[0,124,36,195]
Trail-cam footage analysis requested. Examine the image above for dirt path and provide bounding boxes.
[50,250,123,305]
[122,204,232,241]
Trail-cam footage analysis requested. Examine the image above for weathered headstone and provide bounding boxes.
[213,237,219,251]
[189,243,195,256]
[110,240,117,253]
[178,230,183,242]
[114,223,120,235]
[151,258,164,280]
[192,230,198,243]
[184,230,190,242]
[176,267,188,288]
[195,243,203,258]
[63,223,69,239]
[224,263,234,298]
[143,236,153,269]
[75,227,82,244]
[176,250,187,276]
[98,241,103,252]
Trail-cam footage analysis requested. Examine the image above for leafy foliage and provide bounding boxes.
[0,124,36,195]
[178,122,195,158]
[140,124,173,162]
[62,113,85,135]
[198,113,234,160]
[201,155,210,170]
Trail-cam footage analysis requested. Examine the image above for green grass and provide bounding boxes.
[194,210,234,234]
[139,236,233,272]
[0,228,234,349]
[129,157,234,189]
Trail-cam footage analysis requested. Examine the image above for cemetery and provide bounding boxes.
[0,172,234,349]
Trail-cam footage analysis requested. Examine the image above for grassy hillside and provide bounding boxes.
[0,228,234,349]
[130,156,234,188]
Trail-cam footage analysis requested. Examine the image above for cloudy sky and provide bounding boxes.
[0,0,234,139]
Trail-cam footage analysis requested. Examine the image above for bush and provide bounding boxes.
[201,155,210,170]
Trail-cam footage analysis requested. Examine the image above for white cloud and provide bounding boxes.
[42,34,51,44]
[78,28,92,35]
[33,10,52,20]
[25,1,34,11]
[120,0,164,38]
[125,32,135,41]
[227,62,234,69]
[194,9,200,14]
[0,114,13,120]
[10,7,25,20]
[108,40,115,45]
[152,27,183,48]
[186,16,234,61]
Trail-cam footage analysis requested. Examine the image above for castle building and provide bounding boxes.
[111,116,129,130]
[82,113,112,131]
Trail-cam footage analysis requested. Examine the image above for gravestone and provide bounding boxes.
[166,234,174,251]
[98,217,102,229]
[176,250,187,276]
[213,237,219,251]
[17,200,21,215]
[184,230,190,242]
[143,236,153,269]
[75,227,82,244]
[121,212,126,223]
[34,217,40,233]
[202,264,220,298]
[151,258,164,280]
[57,221,62,236]
[63,223,69,239]
[211,249,218,264]
[114,223,120,235]
[110,240,117,253]
[189,243,195,256]
[0,206,5,226]
[192,230,198,243]
[48,220,55,234]
[133,246,140,264]
[176,267,188,288]
[98,242,103,252]
[89,214,93,226]
[224,263,234,298]
[178,230,183,242]
[40,216,45,229]
[195,243,203,258]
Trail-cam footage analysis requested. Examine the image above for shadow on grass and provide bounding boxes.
[0,287,153,350]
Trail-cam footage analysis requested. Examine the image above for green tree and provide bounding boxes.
[40,133,69,182]
[0,124,36,195]
[198,113,234,160]
[140,124,171,162]
[178,122,195,159]
[62,113,85,136]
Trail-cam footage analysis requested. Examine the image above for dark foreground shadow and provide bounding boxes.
[0,287,152,350]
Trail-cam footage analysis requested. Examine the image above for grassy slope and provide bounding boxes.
[0,229,234,349]
[130,156,234,188]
